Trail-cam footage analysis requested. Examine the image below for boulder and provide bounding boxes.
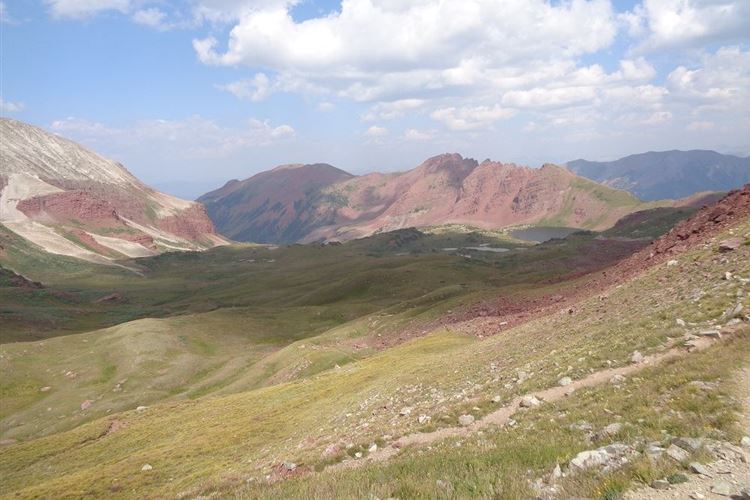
[399,406,412,416]
[718,237,743,252]
[569,443,631,471]
[141,464,153,472]
[630,351,644,364]
[558,377,572,387]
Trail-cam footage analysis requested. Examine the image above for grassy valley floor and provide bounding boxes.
[0,216,748,498]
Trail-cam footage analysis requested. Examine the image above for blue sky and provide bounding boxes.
[1,0,749,198]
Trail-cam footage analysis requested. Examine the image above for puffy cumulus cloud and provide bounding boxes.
[196,0,616,69]
[666,46,750,110]
[0,97,24,113]
[431,105,516,131]
[45,0,131,18]
[51,115,294,158]
[194,0,617,102]
[218,73,272,102]
[625,0,750,51]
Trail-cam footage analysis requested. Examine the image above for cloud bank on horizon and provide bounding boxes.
[1,0,749,197]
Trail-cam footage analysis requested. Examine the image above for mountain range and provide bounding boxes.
[567,150,750,201]
[199,154,669,244]
[0,118,224,265]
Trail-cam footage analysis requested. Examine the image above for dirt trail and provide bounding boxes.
[329,336,718,472]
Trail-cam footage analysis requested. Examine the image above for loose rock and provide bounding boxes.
[458,414,475,426]
[630,351,644,364]
[520,395,541,408]
[666,444,690,463]
[719,237,743,252]
[711,480,734,496]
[689,462,712,476]
[651,479,670,490]
[558,377,572,387]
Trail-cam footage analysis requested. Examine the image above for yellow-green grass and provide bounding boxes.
[1,221,747,498]
[242,332,749,500]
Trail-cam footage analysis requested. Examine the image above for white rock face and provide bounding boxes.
[0,118,223,264]
[0,118,139,188]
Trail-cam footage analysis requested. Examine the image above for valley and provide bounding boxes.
[3,3,750,498]
[2,175,749,497]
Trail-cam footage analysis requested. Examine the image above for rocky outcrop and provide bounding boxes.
[201,154,663,244]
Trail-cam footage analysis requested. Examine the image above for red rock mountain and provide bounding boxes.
[200,153,669,244]
[0,118,225,264]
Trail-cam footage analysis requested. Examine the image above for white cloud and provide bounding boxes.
[51,115,295,158]
[193,0,617,104]
[132,7,170,30]
[626,0,750,51]
[218,73,272,102]
[362,99,425,121]
[0,1,18,24]
[502,86,596,109]
[613,57,657,81]
[0,97,24,113]
[317,101,335,112]
[365,125,388,137]
[687,120,715,131]
[403,128,432,141]
[431,105,515,131]
[642,110,673,125]
[667,46,750,107]
[45,0,131,18]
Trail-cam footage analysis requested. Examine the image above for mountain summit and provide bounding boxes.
[200,153,665,244]
[0,118,224,264]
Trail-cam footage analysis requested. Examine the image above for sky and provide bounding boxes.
[1,0,749,199]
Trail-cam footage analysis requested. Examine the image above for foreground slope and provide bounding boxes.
[0,118,224,264]
[200,153,667,244]
[567,150,750,201]
[1,186,747,498]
